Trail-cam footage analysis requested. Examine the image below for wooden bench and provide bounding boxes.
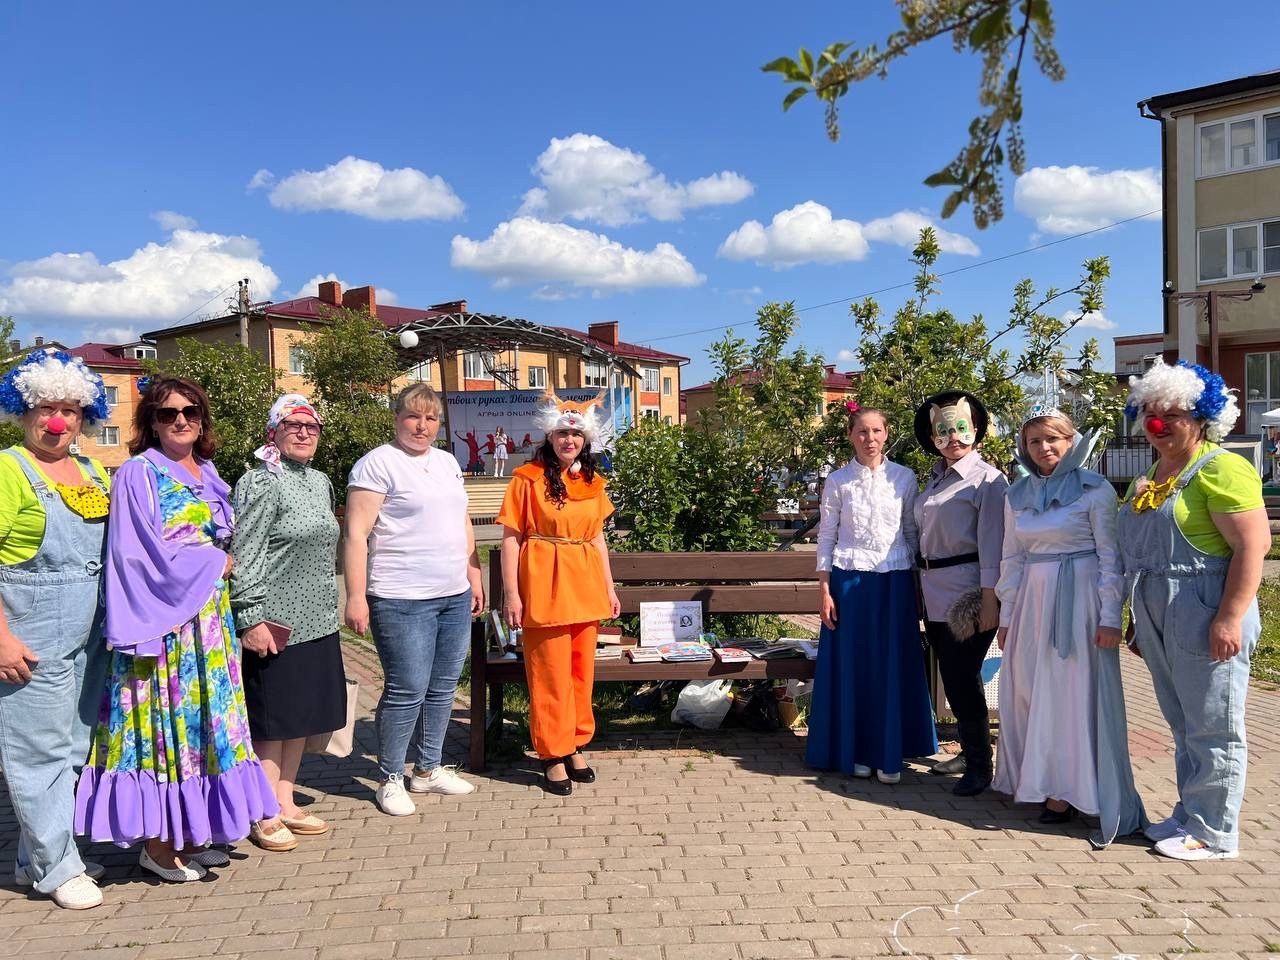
[468,551,820,770]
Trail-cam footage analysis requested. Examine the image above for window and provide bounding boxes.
[642,367,660,392]
[288,345,306,374]
[131,345,156,360]
[1230,118,1256,169]
[463,351,496,379]
[583,361,608,388]
[662,376,672,396]
[1200,122,1226,176]
[642,408,659,420]
[407,361,432,382]
[1232,224,1258,275]
[1200,218,1280,281]
[96,426,119,446]
[1267,114,1280,162]
[527,366,547,388]
[1245,351,1280,434]
[1265,221,1280,274]
[103,385,118,406]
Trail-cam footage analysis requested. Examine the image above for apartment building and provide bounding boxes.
[143,281,687,425]
[1139,69,1280,434]
[681,364,859,425]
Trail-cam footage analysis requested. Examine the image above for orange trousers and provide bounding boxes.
[521,622,597,759]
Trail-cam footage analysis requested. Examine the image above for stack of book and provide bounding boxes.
[627,646,664,663]
[732,638,809,660]
[656,641,713,662]
[714,646,753,664]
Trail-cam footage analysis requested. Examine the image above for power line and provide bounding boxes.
[641,209,1161,344]
[166,280,240,330]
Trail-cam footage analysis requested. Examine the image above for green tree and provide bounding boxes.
[764,0,1063,227]
[846,227,1112,478]
[293,308,399,502]
[147,339,276,486]
[0,316,22,449]
[607,418,688,552]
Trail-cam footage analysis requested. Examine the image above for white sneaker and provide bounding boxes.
[375,774,416,816]
[852,764,873,778]
[876,770,901,784]
[409,766,476,796]
[50,873,103,910]
[15,861,105,887]
[1154,832,1238,861]
[1144,815,1184,843]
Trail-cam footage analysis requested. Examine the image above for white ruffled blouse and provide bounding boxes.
[815,458,919,574]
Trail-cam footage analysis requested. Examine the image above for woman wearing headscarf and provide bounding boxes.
[912,391,1008,797]
[0,351,111,909]
[75,377,277,882]
[496,392,619,795]
[808,403,936,783]
[1119,361,1268,861]
[993,405,1146,845]
[231,394,344,853]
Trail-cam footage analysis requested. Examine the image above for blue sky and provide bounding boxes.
[0,1,1272,384]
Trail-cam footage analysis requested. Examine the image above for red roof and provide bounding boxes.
[260,296,453,330]
[682,366,858,394]
[69,342,143,370]
[550,326,688,364]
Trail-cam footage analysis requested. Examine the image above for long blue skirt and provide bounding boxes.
[806,567,938,775]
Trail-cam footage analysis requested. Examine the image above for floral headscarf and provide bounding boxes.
[254,393,321,475]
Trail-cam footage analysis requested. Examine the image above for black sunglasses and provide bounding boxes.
[155,405,203,425]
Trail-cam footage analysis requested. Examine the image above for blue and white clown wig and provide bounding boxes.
[0,350,111,425]
[1124,359,1240,442]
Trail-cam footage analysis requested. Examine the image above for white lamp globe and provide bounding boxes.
[398,330,419,349]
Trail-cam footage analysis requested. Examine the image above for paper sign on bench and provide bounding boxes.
[639,601,703,647]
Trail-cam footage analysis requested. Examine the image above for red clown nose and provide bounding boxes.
[1145,416,1166,434]
[45,415,68,435]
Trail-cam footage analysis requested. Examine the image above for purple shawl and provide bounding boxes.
[103,449,233,656]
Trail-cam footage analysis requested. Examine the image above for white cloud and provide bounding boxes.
[517,133,754,226]
[0,227,280,321]
[1062,308,1117,331]
[1014,165,1161,234]
[863,210,980,256]
[246,168,275,191]
[151,210,197,232]
[530,286,581,302]
[718,202,980,267]
[83,324,140,345]
[718,201,870,267]
[265,156,464,221]
[451,217,704,292]
[836,348,858,363]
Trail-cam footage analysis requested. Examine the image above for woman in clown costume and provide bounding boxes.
[497,391,620,795]
[75,376,277,882]
[0,351,112,909]
[1118,361,1268,861]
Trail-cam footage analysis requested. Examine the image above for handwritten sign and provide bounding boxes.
[638,601,703,647]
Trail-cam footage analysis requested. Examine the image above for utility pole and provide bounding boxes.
[238,278,251,347]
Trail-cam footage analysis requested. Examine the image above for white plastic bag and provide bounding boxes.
[671,679,733,729]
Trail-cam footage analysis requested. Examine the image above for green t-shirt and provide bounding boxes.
[1127,442,1264,557]
[0,446,108,565]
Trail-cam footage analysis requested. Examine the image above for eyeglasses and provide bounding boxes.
[155,405,203,425]
[279,420,322,437]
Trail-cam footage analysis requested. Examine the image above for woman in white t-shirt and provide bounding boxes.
[343,384,485,816]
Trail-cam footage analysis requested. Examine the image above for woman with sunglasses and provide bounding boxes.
[0,351,112,909]
[75,377,277,882]
[231,395,344,853]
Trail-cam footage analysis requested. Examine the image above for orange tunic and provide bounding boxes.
[496,462,614,629]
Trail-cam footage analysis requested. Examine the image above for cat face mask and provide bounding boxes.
[930,398,976,451]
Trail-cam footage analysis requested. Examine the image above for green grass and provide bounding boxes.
[1255,578,1280,686]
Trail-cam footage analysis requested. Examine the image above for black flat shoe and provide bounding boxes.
[564,750,596,784]
[1038,802,1076,825]
[541,758,572,796]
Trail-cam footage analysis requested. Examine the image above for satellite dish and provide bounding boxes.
[398,330,419,349]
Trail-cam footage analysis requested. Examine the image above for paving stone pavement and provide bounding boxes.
[2,634,1279,960]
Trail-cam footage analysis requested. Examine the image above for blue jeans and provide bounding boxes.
[368,591,471,778]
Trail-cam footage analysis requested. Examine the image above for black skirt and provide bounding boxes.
[242,631,346,741]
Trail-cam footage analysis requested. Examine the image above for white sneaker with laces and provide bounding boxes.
[376,774,416,816]
[50,873,103,910]
[1154,832,1238,861]
[1143,815,1184,843]
[876,770,901,784]
[15,861,105,887]
[409,766,476,796]
[852,764,873,778]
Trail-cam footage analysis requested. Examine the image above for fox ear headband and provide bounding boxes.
[533,388,608,443]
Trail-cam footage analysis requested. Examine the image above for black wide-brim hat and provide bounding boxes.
[913,390,990,453]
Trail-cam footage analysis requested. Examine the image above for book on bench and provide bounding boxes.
[714,647,753,663]
[732,638,809,660]
[627,646,664,663]
[657,641,714,662]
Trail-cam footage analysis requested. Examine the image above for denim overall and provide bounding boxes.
[1117,448,1261,853]
[0,450,107,893]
